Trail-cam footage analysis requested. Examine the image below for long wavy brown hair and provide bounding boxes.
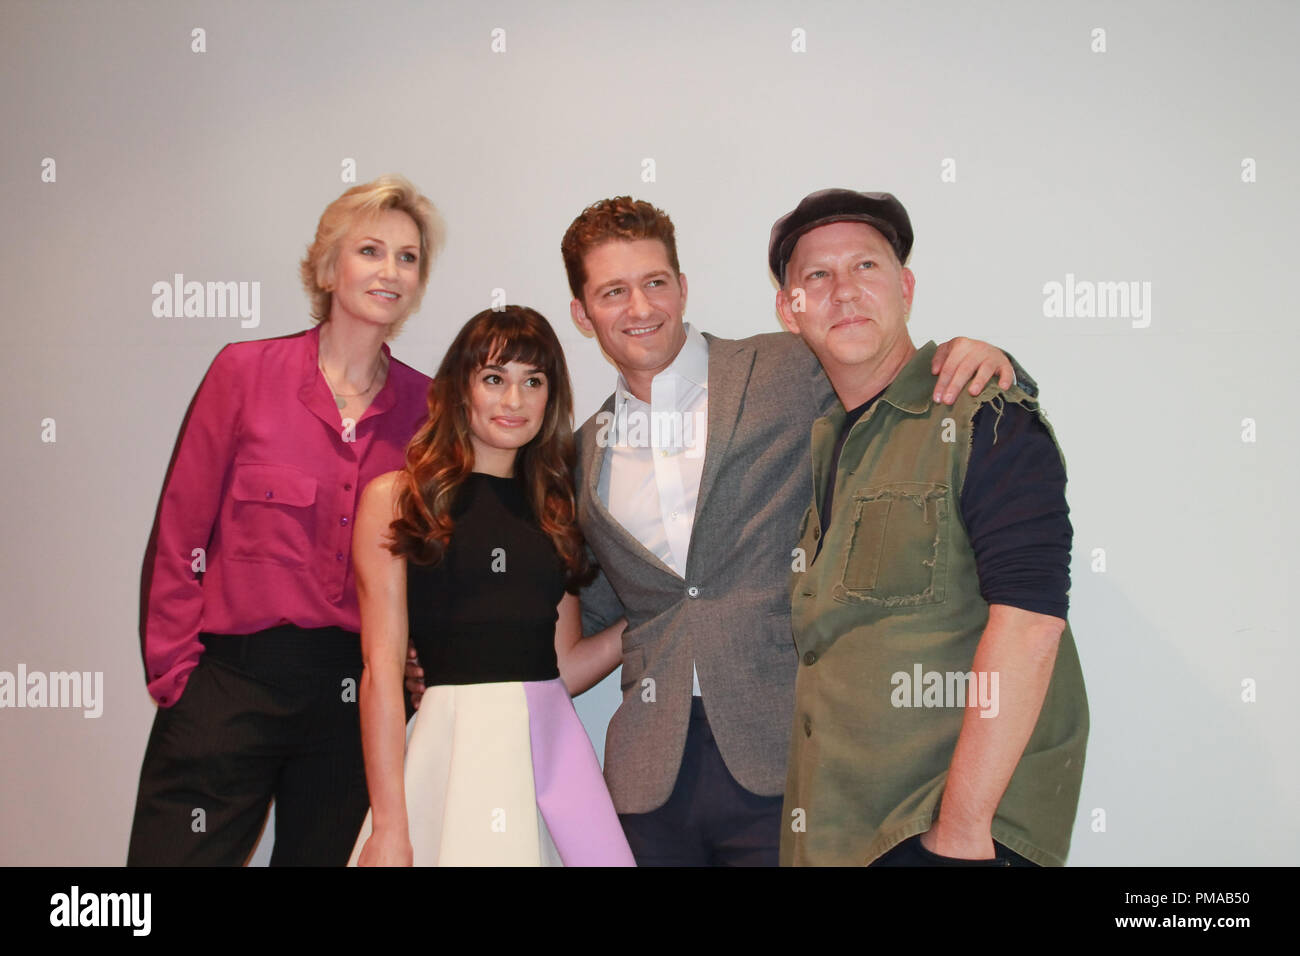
[390,306,592,589]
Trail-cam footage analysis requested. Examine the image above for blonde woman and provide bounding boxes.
[129,176,443,865]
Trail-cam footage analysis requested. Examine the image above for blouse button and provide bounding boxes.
[265,490,273,499]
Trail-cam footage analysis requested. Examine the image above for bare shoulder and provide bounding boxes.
[360,470,405,518]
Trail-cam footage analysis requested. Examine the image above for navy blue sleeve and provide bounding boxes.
[959,401,1071,619]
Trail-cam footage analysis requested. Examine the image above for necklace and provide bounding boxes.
[319,353,386,409]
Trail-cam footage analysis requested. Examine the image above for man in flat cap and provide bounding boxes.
[772,189,1088,866]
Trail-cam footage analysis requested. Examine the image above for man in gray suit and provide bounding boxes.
[561,196,1016,865]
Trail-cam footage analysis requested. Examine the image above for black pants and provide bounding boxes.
[618,697,784,866]
[872,833,1040,867]
[127,627,368,866]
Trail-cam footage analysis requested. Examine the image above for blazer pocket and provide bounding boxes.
[833,482,949,608]
[227,462,318,567]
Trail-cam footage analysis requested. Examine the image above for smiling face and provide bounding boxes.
[776,221,916,387]
[325,208,422,333]
[569,238,688,401]
[466,358,550,476]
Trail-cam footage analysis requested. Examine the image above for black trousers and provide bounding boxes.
[872,833,1040,867]
[618,697,784,866]
[127,627,368,866]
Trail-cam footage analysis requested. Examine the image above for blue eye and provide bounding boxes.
[401,252,417,263]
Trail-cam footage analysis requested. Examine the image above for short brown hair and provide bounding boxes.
[560,196,680,301]
[300,174,445,326]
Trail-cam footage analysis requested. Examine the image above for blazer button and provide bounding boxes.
[803,650,817,666]
[803,717,812,737]
[812,528,820,540]
[687,586,700,598]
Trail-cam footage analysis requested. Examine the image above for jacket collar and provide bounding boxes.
[876,340,939,416]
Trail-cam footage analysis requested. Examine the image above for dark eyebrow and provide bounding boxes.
[482,364,546,375]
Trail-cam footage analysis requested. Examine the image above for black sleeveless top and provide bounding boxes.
[407,473,566,685]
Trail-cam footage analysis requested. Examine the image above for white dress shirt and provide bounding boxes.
[597,324,709,694]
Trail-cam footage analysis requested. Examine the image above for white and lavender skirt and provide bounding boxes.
[348,678,634,866]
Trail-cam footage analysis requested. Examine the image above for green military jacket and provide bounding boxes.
[780,342,1088,866]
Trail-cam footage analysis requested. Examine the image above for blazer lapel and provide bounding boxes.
[692,334,755,528]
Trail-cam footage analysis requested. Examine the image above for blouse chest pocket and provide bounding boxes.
[832,482,949,608]
[227,462,319,567]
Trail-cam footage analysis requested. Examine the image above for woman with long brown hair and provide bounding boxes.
[349,305,633,866]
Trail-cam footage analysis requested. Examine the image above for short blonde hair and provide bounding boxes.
[300,175,445,325]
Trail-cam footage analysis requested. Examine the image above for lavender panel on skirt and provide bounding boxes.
[523,679,636,866]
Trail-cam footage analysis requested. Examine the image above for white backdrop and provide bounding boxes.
[2,0,1296,865]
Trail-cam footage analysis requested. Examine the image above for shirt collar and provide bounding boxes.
[876,340,939,415]
[301,322,398,417]
[614,322,709,405]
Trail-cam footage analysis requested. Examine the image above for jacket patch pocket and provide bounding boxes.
[228,462,319,567]
[834,482,949,607]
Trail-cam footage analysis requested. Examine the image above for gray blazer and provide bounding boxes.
[577,331,837,814]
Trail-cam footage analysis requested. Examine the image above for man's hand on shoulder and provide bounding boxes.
[931,338,1015,405]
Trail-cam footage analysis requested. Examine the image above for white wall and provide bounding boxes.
[2,0,1296,865]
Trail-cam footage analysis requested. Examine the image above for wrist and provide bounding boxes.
[924,818,995,859]
[370,815,409,836]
